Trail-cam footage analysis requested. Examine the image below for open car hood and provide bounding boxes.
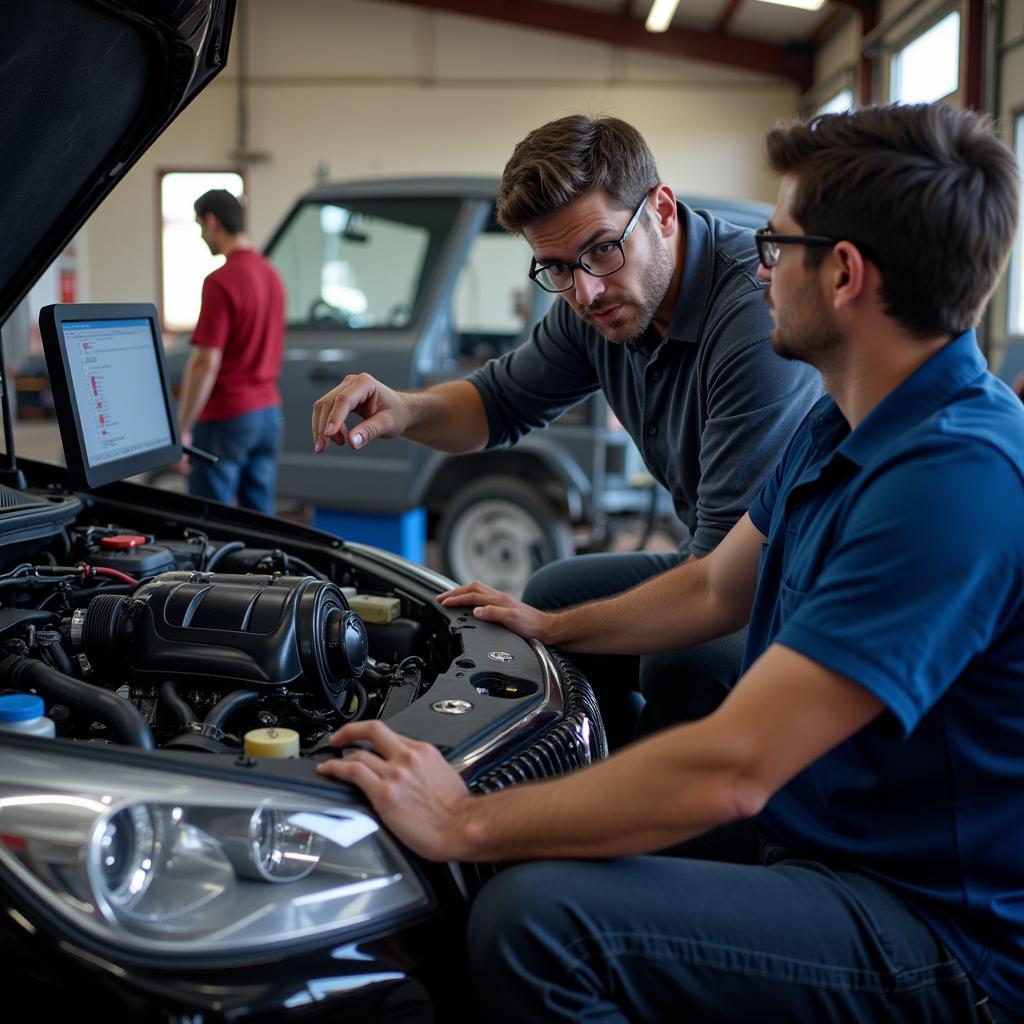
[0,0,236,326]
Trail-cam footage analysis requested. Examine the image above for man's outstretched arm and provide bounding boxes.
[312,376,489,454]
[438,512,765,655]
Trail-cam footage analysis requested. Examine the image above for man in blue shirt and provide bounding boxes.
[317,103,1024,1022]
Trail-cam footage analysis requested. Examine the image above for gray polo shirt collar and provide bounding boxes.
[662,203,716,347]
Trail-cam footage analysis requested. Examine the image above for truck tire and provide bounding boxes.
[438,476,574,597]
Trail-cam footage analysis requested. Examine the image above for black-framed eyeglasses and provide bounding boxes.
[528,194,650,293]
[755,227,838,269]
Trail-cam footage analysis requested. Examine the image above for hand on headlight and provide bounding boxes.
[437,582,557,642]
[315,720,473,862]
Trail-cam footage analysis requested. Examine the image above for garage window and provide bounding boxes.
[815,89,854,116]
[890,10,960,104]
[159,170,245,334]
[1007,114,1024,336]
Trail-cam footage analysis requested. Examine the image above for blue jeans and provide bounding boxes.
[522,551,747,748]
[189,406,282,514]
[467,824,1012,1022]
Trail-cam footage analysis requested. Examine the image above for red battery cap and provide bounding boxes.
[99,535,148,550]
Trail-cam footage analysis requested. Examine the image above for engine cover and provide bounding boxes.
[74,572,367,711]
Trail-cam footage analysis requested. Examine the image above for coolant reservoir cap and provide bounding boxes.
[0,693,45,722]
[244,727,300,759]
[99,534,148,550]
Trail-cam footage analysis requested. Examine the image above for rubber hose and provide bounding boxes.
[160,680,197,729]
[0,654,155,749]
[204,688,260,730]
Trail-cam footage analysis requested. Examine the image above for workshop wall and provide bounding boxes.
[83,0,798,315]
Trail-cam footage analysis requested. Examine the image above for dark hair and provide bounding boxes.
[497,114,659,233]
[194,189,245,234]
[764,103,1019,338]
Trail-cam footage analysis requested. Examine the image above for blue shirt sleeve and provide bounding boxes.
[774,438,1024,734]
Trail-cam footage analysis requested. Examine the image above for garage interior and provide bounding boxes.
[2,2,1024,1021]
[12,0,1024,485]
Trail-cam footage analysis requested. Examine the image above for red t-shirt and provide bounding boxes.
[192,249,286,422]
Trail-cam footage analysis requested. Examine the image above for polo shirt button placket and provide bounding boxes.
[647,424,659,439]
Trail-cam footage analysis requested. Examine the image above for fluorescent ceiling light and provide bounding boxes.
[645,0,681,33]
[754,0,828,9]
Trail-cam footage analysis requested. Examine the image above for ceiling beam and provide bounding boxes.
[715,0,746,36]
[395,0,814,89]
[806,6,848,50]
[964,0,986,109]
[835,0,878,106]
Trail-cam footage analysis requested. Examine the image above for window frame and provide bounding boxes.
[801,66,856,118]
[155,165,247,335]
[887,5,962,106]
[1005,108,1024,339]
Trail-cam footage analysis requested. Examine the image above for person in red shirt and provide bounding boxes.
[177,189,286,513]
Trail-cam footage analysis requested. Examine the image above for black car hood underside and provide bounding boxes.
[0,0,235,326]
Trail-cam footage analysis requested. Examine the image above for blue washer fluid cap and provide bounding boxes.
[0,693,45,722]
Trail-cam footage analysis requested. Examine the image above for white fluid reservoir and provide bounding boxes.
[0,693,56,738]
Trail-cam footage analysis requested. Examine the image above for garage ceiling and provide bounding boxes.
[395,0,878,90]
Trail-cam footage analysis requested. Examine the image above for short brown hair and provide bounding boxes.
[765,103,1019,338]
[194,189,245,234]
[497,115,659,233]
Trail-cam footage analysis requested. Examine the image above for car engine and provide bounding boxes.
[0,482,466,756]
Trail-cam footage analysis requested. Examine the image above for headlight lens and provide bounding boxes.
[0,748,429,955]
[94,804,161,908]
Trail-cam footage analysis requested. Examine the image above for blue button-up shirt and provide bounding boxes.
[746,331,1024,1011]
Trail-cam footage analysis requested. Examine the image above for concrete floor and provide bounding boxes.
[10,416,63,465]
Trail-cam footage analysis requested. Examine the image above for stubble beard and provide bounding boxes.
[767,282,842,366]
[581,233,674,346]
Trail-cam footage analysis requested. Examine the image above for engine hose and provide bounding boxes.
[160,680,197,729]
[204,689,260,730]
[342,679,368,721]
[205,541,245,572]
[38,635,75,677]
[0,654,155,749]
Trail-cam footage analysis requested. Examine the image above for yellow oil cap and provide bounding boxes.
[244,727,300,759]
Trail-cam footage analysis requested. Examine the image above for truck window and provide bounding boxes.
[267,197,462,329]
[452,215,554,367]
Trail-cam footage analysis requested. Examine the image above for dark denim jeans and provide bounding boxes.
[189,406,282,515]
[522,551,746,748]
[467,823,1011,1022]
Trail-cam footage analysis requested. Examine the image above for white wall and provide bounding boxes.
[84,0,798,311]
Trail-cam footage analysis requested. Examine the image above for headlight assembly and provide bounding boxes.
[0,747,430,956]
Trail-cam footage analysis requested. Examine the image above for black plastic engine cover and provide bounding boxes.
[80,572,366,711]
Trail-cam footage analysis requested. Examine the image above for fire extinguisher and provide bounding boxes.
[58,244,76,304]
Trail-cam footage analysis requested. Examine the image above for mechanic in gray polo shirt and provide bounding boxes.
[312,114,822,746]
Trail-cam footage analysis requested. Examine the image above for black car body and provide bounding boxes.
[0,3,604,1020]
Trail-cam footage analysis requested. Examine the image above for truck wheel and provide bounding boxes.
[438,476,574,597]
